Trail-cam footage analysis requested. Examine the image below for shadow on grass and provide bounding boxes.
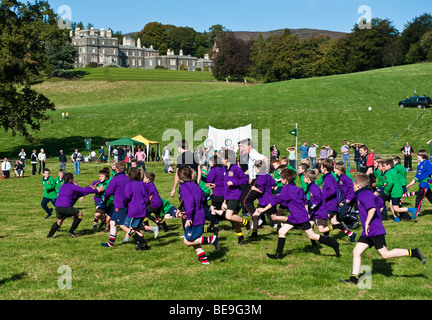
[372,259,428,279]
[0,273,27,286]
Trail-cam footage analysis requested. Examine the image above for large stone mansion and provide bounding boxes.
[71,27,214,71]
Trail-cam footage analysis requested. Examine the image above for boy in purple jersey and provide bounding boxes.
[303,170,333,240]
[220,149,251,244]
[256,169,340,259]
[144,172,169,232]
[244,160,277,238]
[121,168,152,251]
[206,155,226,233]
[334,162,355,214]
[47,173,98,238]
[101,161,130,248]
[178,166,219,265]
[321,159,356,242]
[340,173,426,285]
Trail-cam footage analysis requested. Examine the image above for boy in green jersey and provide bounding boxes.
[54,170,65,194]
[380,160,415,222]
[92,169,112,230]
[41,169,57,219]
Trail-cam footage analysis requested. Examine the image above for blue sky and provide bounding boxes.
[47,0,431,34]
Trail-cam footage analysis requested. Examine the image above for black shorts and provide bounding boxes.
[211,195,224,210]
[147,205,162,216]
[55,207,80,219]
[357,235,387,250]
[285,220,312,231]
[226,199,240,212]
[379,193,401,206]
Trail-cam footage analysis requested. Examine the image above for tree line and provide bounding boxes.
[212,13,432,82]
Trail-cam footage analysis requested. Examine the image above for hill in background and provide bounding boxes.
[230,28,347,41]
[123,28,347,41]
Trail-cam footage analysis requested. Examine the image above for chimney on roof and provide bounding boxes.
[106,29,112,38]
[100,28,105,37]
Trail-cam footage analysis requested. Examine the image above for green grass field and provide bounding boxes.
[1,64,432,301]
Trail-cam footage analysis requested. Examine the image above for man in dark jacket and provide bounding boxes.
[57,150,67,172]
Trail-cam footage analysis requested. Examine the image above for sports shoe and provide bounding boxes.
[266,253,282,260]
[339,277,358,285]
[44,213,52,219]
[412,248,426,264]
[394,217,400,222]
[67,232,77,238]
[213,236,220,252]
[349,232,357,243]
[101,243,113,247]
[237,235,245,245]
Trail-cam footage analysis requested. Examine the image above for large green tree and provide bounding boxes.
[345,18,400,72]
[0,0,68,141]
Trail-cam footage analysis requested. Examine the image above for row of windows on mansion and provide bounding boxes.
[72,27,214,71]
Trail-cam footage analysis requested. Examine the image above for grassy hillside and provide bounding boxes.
[1,64,432,301]
[1,63,432,160]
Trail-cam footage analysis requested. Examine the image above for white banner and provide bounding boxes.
[205,124,252,152]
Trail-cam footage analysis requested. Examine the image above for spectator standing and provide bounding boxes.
[134,148,147,172]
[31,149,38,175]
[299,141,309,161]
[71,149,82,175]
[270,145,280,162]
[162,145,171,173]
[18,148,26,168]
[97,146,105,162]
[351,143,362,172]
[286,147,296,168]
[341,140,351,172]
[400,142,414,172]
[38,148,46,174]
[57,150,67,172]
[308,142,318,169]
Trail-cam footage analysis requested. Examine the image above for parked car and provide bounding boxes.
[399,96,432,108]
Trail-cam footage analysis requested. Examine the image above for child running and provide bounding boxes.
[100,161,130,248]
[406,150,432,218]
[206,154,226,233]
[334,162,355,219]
[220,149,251,245]
[303,170,334,242]
[121,167,152,251]
[321,159,356,242]
[380,159,416,221]
[41,168,57,219]
[47,173,98,238]
[178,166,219,265]
[144,172,169,232]
[244,160,277,237]
[340,173,426,285]
[256,169,340,259]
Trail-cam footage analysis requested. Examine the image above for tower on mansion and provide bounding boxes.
[72,27,213,71]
